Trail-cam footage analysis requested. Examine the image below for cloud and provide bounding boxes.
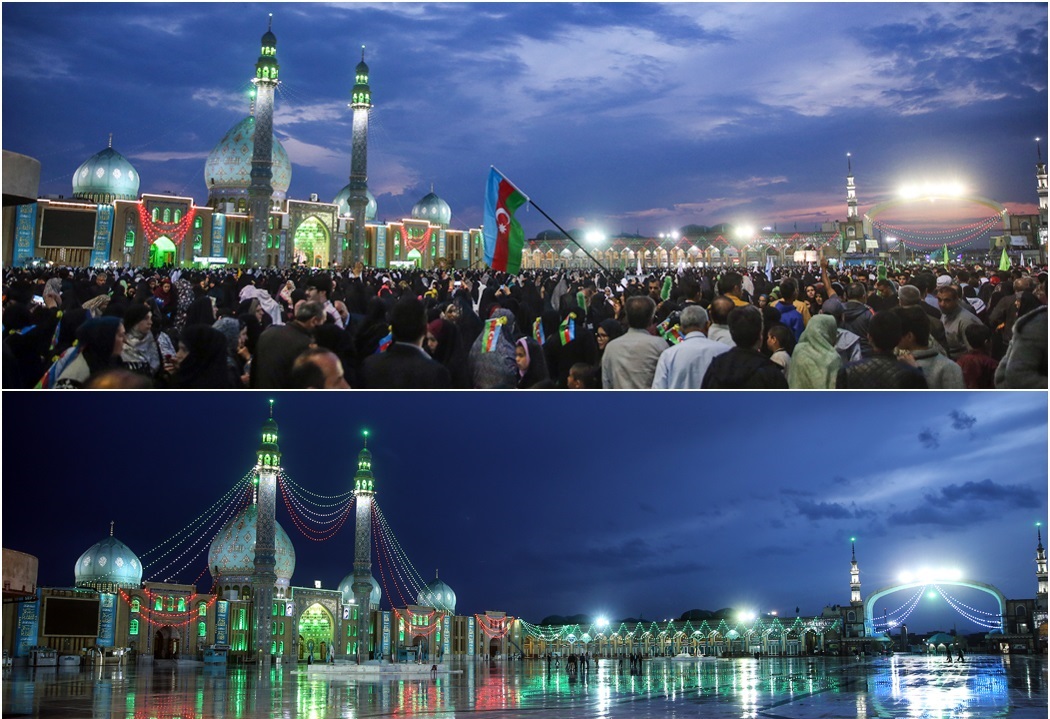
[949,410,977,431]
[918,428,940,449]
[729,176,790,190]
[795,500,874,521]
[937,479,1038,507]
[128,151,209,162]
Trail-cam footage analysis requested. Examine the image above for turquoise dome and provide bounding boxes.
[411,191,451,226]
[338,573,381,607]
[75,533,143,591]
[204,116,292,202]
[208,504,296,589]
[72,146,140,203]
[417,573,456,613]
[333,185,377,220]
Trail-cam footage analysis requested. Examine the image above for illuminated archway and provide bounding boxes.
[406,248,422,267]
[298,603,334,662]
[149,236,177,268]
[864,579,1005,634]
[293,216,330,268]
[865,194,1009,251]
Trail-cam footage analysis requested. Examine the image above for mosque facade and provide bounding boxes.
[4,21,486,272]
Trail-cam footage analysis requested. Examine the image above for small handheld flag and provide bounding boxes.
[481,316,507,353]
[532,317,544,345]
[376,329,393,354]
[559,313,576,346]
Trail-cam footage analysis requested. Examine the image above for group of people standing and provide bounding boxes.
[2,259,1045,389]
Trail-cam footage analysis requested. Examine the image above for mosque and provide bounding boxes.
[4,20,486,272]
[3,405,1047,666]
[2,410,520,666]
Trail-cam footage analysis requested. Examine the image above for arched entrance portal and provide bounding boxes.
[865,579,1006,634]
[406,248,422,268]
[298,603,334,663]
[153,626,180,659]
[149,236,177,268]
[293,216,330,268]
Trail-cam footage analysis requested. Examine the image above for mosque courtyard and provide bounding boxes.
[2,653,1046,719]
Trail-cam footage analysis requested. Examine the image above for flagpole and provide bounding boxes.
[492,166,609,274]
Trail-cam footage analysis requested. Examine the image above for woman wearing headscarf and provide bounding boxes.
[183,296,217,330]
[515,337,551,388]
[122,302,163,379]
[213,316,247,380]
[468,308,519,388]
[172,278,197,332]
[787,314,841,389]
[426,317,469,389]
[52,316,126,388]
[168,325,236,389]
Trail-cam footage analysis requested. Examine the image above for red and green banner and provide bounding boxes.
[483,168,527,273]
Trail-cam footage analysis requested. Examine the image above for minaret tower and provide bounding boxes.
[850,538,861,606]
[846,153,858,220]
[1037,524,1048,599]
[1036,138,1048,234]
[248,15,280,267]
[351,431,376,664]
[252,400,281,663]
[346,46,373,267]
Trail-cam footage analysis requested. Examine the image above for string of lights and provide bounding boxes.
[372,505,413,610]
[872,587,925,630]
[372,502,429,608]
[278,474,355,522]
[933,585,1002,629]
[141,473,253,562]
[373,503,430,595]
[931,585,1002,617]
[871,213,1002,249]
[149,486,251,583]
[278,477,354,541]
[278,469,355,504]
[475,614,514,639]
[118,591,219,628]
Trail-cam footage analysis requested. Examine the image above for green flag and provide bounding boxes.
[998,247,1010,272]
[942,244,950,265]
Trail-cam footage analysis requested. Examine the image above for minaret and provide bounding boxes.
[846,153,858,220]
[248,15,280,267]
[850,538,861,606]
[352,431,376,664]
[252,400,281,663]
[1037,524,1048,598]
[1036,138,1048,233]
[346,46,373,267]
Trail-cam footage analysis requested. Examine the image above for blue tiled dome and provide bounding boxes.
[73,145,140,203]
[208,504,296,589]
[74,534,142,591]
[417,573,456,613]
[333,185,377,220]
[204,116,291,202]
[411,191,451,227]
[339,573,381,607]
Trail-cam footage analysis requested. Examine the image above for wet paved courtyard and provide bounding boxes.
[2,654,1046,719]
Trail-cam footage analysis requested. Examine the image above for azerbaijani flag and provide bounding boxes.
[559,314,576,345]
[532,317,544,345]
[481,316,506,353]
[483,168,528,273]
[376,330,393,354]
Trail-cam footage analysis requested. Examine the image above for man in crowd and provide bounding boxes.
[895,306,964,389]
[701,305,787,389]
[651,305,731,389]
[251,301,327,389]
[602,295,667,388]
[937,285,982,360]
[361,297,451,389]
[290,347,350,389]
[836,310,927,388]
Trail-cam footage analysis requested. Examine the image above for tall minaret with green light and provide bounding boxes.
[252,400,281,663]
[346,47,373,266]
[248,15,279,267]
[1036,523,1047,600]
[351,431,375,663]
[849,538,861,606]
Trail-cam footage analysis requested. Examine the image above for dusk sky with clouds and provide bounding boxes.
[2,2,1047,242]
[3,392,1046,634]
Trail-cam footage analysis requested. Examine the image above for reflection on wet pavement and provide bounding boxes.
[2,654,1045,718]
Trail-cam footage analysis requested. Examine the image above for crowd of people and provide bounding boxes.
[2,259,1046,389]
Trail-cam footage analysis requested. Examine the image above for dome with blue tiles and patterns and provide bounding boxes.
[74,524,143,591]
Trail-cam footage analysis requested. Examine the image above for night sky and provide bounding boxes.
[2,3,1047,242]
[3,391,1046,634]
